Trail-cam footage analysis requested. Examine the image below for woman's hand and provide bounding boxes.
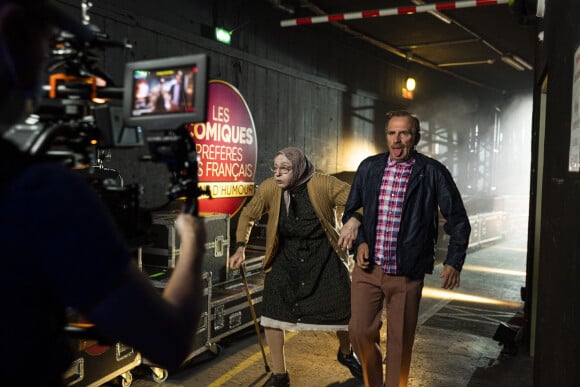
[229,246,245,269]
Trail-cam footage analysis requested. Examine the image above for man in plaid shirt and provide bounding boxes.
[338,111,471,387]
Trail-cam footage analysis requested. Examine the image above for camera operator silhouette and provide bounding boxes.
[0,1,207,385]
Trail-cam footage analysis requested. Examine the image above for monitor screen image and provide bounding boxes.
[123,54,208,130]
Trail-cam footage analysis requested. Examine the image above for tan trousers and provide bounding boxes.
[349,265,424,387]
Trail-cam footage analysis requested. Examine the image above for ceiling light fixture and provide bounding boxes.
[402,76,416,100]
[406,77,416,91]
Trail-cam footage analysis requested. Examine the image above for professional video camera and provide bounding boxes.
[2,2,210,245]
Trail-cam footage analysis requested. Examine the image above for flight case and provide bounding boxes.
[141,211,230,284]
[141,268,214,362]
[64,340,140,387]
[134,268,217,382]
[209,272,265,343]
[64,314,142,387]
[137,211,266,377]
[138,260,265,380]
[227,248,265,281]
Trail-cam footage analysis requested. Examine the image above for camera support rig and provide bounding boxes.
[2,0,211,244]
[145,126,211,216]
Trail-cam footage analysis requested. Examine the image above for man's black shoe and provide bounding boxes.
[337,349,363,378]
[261,372,290,387]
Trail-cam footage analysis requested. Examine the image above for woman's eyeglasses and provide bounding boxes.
[270,165,292,174]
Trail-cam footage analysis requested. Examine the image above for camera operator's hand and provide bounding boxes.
[175,213,206,258]
[162,213,206,306]
[172,213,206,271]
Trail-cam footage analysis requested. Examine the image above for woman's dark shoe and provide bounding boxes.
[337,349,363,378]
[261,372,290,387]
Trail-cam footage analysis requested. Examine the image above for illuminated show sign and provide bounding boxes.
[188,80,257,215]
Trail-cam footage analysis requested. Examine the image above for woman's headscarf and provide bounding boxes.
[277,147,315,214]
[277,147,315,190]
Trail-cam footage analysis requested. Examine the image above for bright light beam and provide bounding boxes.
[422,287,522,308]
[462,264,526,276]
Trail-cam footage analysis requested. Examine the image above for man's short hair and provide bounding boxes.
[385,110,421,135]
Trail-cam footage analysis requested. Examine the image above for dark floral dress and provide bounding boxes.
[261,184,351,327]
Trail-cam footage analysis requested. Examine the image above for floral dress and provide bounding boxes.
[261,184,351,329]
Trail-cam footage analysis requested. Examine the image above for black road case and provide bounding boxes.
[141,212,231,284]
[136,269,216,382]
[209,273,264,344]
[142,268,214,361]
[227,250,264,282]
[131,269,265,382]
[64,336,141,387]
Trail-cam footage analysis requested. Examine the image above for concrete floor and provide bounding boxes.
[118,235,532,387]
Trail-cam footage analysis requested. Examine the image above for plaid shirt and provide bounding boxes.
[373,155,415,274]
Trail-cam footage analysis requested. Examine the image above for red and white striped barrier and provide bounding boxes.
[280,0,509,27]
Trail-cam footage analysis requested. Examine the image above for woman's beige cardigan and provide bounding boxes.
[235,172,360,272]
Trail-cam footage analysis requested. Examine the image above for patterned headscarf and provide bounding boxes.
[277,147,315,190]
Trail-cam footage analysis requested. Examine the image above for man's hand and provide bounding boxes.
[356,242,370,270]
[440,264,460,289]
[338,217,361,250]
[229,246,245,269]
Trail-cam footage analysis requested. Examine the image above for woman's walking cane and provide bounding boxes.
[240,265,270,372]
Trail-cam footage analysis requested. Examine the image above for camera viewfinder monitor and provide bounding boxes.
[123,54,208,131]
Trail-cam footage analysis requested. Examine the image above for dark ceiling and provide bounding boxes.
[273,0,540,95]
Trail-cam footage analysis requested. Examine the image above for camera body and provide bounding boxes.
[2,28,210,245]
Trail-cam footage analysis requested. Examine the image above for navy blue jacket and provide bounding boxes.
[342,152,471,279]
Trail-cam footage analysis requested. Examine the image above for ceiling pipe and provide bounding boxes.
[408,0,506,58]
[278,0,535,93]
[511,54,533,70]
[410,1,535,74]
[410,0,452,24]
[501,55,526,71]
[398,37,481,50]
[439,59,496,67]
[267,0,295,14]
[287,1,510,93]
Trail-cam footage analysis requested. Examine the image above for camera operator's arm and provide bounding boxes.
[0,0,205,376]
[162,213,206,319]
[84,213,206,370]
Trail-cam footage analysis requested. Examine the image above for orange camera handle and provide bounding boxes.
[49,73,99,100]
